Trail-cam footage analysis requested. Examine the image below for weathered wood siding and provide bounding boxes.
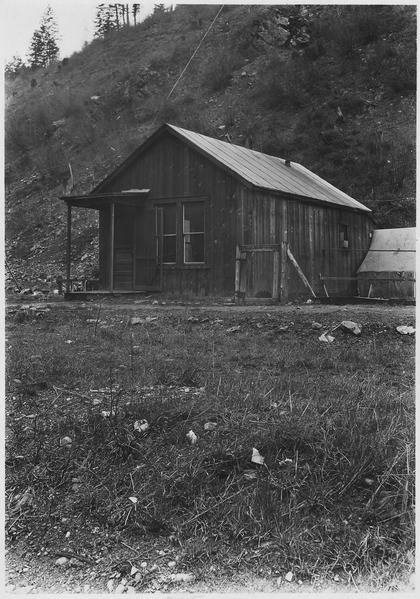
[98,131,373,299]
[237,186,373,300]
[100,132,239,296]
[98,208,110,289]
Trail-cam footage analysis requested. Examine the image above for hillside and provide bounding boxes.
[4,4,416,293]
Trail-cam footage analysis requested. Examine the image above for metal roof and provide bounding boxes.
[167,124,371,213]
[357,228,416,273]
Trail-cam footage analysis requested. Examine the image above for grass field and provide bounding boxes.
[5,300,415,592]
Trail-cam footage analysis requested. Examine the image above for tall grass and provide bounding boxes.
[5,306,415,587]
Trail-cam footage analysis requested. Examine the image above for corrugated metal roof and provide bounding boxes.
[357,228,416,273]
[167,124,370,212]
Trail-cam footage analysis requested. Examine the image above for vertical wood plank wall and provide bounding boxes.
[98,131,373,299]
[102,133,239,296]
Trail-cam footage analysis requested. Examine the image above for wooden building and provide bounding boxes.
[62,123,374,301]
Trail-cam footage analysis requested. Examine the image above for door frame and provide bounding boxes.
[133,207,163,291]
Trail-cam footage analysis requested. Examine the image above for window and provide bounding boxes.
[183,202,205,263]
[339,223,349,248]
[160,204,176,264]
[157,200,206,266]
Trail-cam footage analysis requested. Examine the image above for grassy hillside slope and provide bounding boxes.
[4,4,416,291]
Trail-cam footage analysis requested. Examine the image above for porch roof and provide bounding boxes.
[62,190,150,209]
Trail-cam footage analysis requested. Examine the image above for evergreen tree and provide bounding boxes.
[5,55,25,78]
[132,4,141,25]
[27,5,59,69]
[94,4,118,37]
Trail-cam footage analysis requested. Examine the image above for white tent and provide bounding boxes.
[357,227,416,299]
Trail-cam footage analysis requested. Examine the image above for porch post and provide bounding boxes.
[66,203,72,293]
[109,201,115,292]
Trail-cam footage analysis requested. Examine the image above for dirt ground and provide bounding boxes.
[4,299,416,594]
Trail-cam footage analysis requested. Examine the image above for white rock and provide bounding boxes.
[341,320,362,336]
[55,556,70,566]
[204,421,217,431]
[115,583,126,593]
[285,571,293,582]
[397,325,415,335]
[168,561,177,568]
[170,573,194,583]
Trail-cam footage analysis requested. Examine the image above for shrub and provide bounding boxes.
[202,45,242,93]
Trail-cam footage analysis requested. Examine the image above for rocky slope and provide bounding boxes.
[4,4,416,293]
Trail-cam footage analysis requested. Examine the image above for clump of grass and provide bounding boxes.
[201,45,242,93]
[5,306,415,587]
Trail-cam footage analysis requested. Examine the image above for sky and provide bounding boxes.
[0,0,163,64]
[2,1,402,65]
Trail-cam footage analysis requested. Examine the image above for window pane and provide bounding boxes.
[184,202,204,233]
[163,236,176,263]
[184,233,204,263]
[163,205,176,235]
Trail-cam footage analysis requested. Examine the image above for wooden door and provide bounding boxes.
[134,209,162,290]
[113,206,135,290]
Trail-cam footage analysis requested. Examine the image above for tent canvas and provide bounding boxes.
[357,227,416,299]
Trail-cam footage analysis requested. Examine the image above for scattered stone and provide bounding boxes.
[55,556,70,566]
[311,322,323,330]
[204,421,217,431]
[396,325,415,335]
[168,561,177,568]
[285,571,293,582]
[341,320,362,336]
[115,583,126,593]
[319,333,334,343]
[59,436,73,447]
[170,573,194,583]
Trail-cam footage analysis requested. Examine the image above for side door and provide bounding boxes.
[134,208,163,290]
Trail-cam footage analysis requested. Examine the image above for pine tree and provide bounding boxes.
[132,4,141,25]
[5,55,25,78]
[27,5,59,69]
[94,4,118,37]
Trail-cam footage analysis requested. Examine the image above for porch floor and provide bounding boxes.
[64,290,156,301]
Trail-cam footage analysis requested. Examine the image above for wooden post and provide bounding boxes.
[319,273,329,297]
[287,246,317,298]
[109,202,115,292]
[235,245,247,305]
[272,250,280,300]
[66,203,72,293]
[235,245,241,304]
[279,202,288,303]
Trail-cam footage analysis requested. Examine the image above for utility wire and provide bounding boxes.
[152,5,225,126]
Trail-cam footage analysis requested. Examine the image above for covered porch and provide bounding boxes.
[62,190,165,299]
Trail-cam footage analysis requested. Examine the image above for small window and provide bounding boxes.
[339,224,349,248]
[183,202,205,263]
[161,204,177,263]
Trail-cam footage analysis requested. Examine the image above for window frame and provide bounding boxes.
[155,197,208,268]
[182,202,205,265]
[339,223,350,249]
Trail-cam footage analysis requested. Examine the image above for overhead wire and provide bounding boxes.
[152,5,225,126]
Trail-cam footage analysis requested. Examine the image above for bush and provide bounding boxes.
[202,46,242,93]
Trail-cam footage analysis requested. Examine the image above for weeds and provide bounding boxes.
[5,305,415,587]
